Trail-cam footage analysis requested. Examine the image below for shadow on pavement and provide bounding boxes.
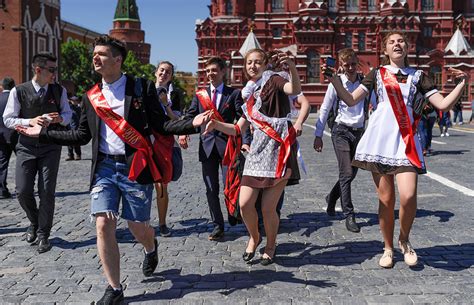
[55,191,90,197]
[283,208,454,236]
[275,240,381,267]
[173,218,245,242]
[124,268,336,302]
[429,149,470,156]
[416,243,474,271]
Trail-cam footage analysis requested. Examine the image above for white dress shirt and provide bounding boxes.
[314,74,365,138]
[98,74,126,155]
[3,80,72,128]
[209,83,224,110]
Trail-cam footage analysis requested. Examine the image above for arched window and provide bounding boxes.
[225,0,233,15]
[429,66,442,88]
[307,51,320,83]
[421,0,434,11]
[346,0,358,12]
[345,32,353,48]
[358,32,366,51]
[272,0,284,12]
[368,0,377,11]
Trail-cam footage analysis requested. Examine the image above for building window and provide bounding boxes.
[358,32,366,51]
[430,66,442,88]
[273,27,282,38]
[346,0,359,11]
[368,0,377,11]
[328,0,336,11]
[307,51,320,83]
[225,0,233,15]
[423,26,432,37]
[38,37,47,52]
[421,0,434,11]
[345,32,352,48]
[272,0,284,12]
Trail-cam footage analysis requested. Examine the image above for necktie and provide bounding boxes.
[211,89,217,107]
[38,87,45,98]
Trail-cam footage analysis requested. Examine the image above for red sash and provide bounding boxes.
[380,67,422,168]
[87,84,162,182]
[223,125,242,220]
[196,89,224,122]
[246,95,296,178]
[196,89,237,166]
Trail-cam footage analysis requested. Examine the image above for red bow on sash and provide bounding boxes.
[87,84,162,182]
[380,67,422,169]
[246,95,296,178]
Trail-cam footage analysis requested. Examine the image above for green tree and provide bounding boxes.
[60,39,98,96]
[122,51,156,80]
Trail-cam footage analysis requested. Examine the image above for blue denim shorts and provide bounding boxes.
[90,158,153,222]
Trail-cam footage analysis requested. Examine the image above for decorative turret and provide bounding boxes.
[445,28,474,56]
[239,29,261,56]
[109,0,151,64]
[380,0,408,17]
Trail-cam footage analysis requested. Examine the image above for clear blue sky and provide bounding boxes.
[61,0,210,73]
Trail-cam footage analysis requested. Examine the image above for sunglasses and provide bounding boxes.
[40,66,58,73]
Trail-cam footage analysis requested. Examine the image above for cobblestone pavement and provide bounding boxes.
[0,114,473,304]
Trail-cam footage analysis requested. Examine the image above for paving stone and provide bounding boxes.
[0,119,473,303]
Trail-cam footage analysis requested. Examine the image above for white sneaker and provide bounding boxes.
[459,122,463,125]
[379,248,394,268]
[440,133,445,137]
[399,240,418,266]
[445,132,450,137]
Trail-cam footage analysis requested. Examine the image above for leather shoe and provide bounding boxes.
[208,226,224,241]
[325,194,336,216]
[260,247,276,266]
[0,190,12,199]
[25,225,37,244]
[242,236,262,263]
[345,215,360,233]
[37,238,52,253]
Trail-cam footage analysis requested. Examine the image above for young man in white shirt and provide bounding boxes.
[313,48,367,233]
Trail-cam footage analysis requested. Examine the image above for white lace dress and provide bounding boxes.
[353,65,438,174]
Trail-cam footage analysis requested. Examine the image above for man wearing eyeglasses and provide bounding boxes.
[3,52,72,253]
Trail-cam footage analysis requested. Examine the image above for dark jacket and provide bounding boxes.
[39,75,197,187]
[184,85,250,161]
[0,91,14,144]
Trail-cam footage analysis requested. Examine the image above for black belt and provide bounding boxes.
[334,123,364,132]
[98,152,127,163]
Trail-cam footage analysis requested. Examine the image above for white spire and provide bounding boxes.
[445,28,473,56]
[239,30,261,57]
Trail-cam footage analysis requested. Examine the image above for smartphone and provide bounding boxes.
[325,57,336,77]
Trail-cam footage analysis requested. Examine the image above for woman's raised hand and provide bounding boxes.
[448,67,469,83]
[192,110,213,127]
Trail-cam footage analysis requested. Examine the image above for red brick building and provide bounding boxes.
[0,0,61,83]
[195,0,474,108]
[0,0,102,84]
[109,0,151,64]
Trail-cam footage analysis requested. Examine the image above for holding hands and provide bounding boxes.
[16,124,42,138]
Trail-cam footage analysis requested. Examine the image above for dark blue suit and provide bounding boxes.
[184,85,250,229]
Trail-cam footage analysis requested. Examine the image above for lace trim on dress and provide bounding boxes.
[355,153,412,167]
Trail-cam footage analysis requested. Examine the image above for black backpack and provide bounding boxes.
[326,74,370,130]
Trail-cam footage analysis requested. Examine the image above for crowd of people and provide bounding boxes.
[0,31,469,304]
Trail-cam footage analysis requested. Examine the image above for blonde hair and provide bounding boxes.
[243,48,268,80]
[381,31,409,66]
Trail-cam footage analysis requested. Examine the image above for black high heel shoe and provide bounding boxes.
[260,247,276,266]
[242,236,262,262]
